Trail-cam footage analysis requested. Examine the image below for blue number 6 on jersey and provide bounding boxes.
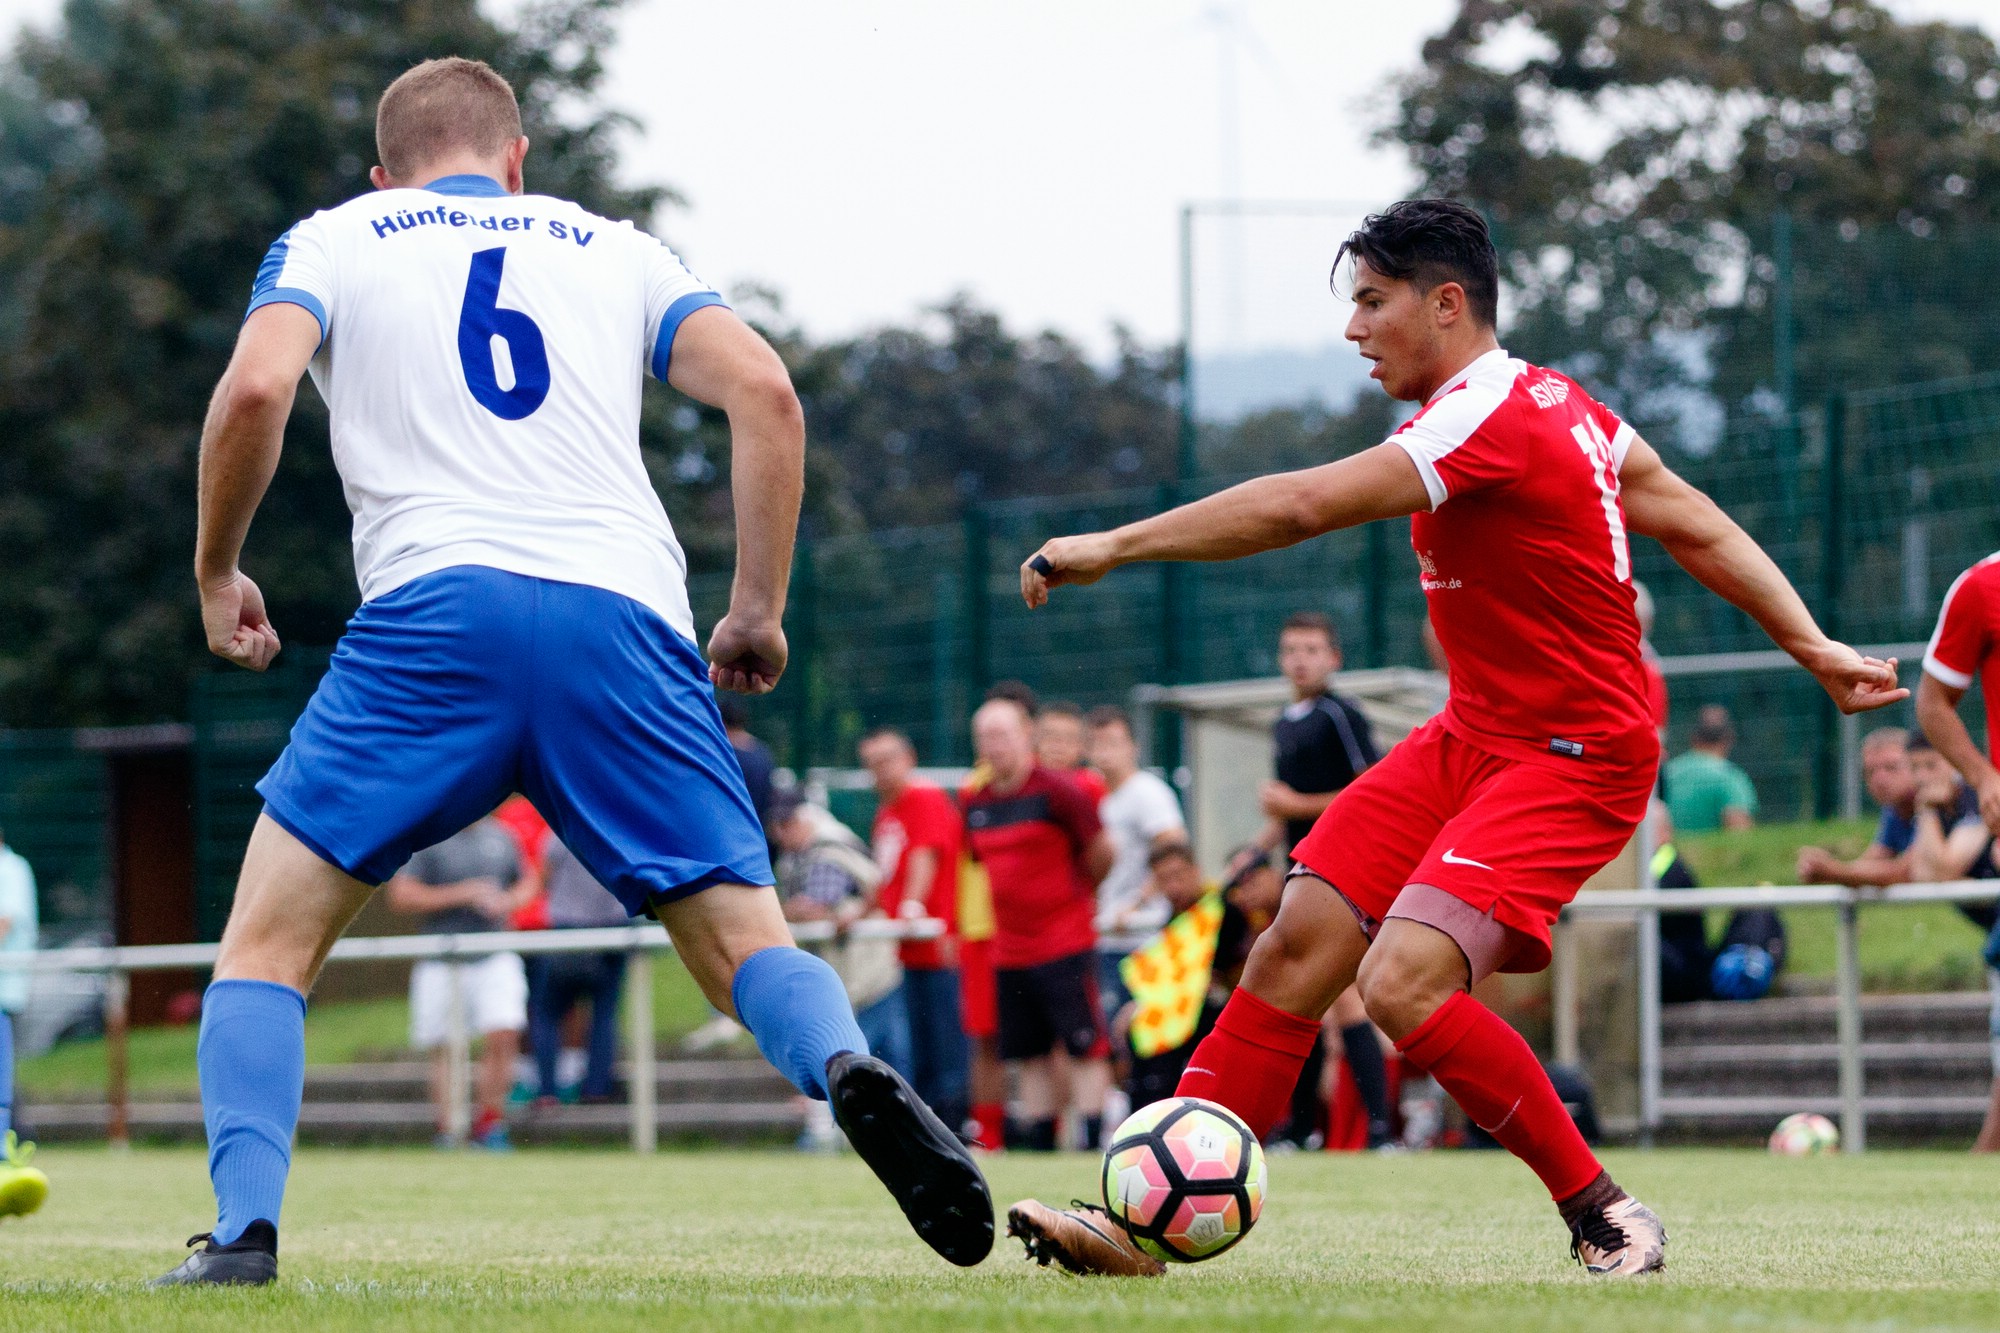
[457,247,551,420]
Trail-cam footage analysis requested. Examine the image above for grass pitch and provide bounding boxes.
[0,1147,1993,1331]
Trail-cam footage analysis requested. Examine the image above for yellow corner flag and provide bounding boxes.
[1120,891,1225,1058]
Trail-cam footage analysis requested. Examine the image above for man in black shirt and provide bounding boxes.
[1266,620,1380,851]
[1249,611,1391,1149]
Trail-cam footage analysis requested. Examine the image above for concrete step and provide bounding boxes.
[1661,1040,1994,1097]
[299,1057,794,1104]
[20,1053,805,1144]
[28,1056,795,1107]
[1656,1093,1991,1144]
[1661,992,1991,1045]
[21,1098,808,1146]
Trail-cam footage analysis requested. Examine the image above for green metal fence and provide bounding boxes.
[728,370,2000,816]
[189,651,332,942]
[0,731,106,936]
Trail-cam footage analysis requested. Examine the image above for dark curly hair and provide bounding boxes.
[1333,199,1499,329]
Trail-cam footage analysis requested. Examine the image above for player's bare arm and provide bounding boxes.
[1259,780,1333,823]
[896,846,940,916]
[1618,436,1906,714]
[1020,443,1430,608]
[1083,832,1116,886]
[192,301,321,672]
[1916,673,2000,832]
[666,306,807,695]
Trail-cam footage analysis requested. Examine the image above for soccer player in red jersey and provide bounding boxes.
[1918,553,2000,836]
[1005,200,1906,1278]
[1915,552,2000,1154]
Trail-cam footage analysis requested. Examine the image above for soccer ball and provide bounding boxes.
[1768,1112,1839,1155]
[1100,1097,1266,1263]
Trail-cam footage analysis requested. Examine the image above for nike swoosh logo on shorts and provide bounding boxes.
[1440,849,1494,870]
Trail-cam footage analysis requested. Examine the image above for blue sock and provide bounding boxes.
[199,979,306,1244]
[731,947,867,1100]
[0,1011,13,1138]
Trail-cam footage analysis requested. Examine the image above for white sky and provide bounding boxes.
[2,0,1997,354]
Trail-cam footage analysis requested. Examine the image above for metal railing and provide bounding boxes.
[14,882,1997,1155]
[0,917,942,1152]
[1555,879,2000,1153]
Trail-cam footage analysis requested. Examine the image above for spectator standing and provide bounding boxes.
[386,816,535,1150]
[769,792,909,1076]
[964,698,1115,1150]
[493,794,552,878]
[1088,707,1187,1002]
[719,699,778,838]
[527,839,632,1105]
[860,729,969,1135]
[1916,553,2000,1154]
[672,702,781,1055]
[1246,612,1391,1151]
[0,829,46,1219]
[1665,705,1758,832]
[1797,729,1946,887]
[1036,701,1108,806]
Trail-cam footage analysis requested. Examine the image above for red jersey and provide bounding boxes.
[1061,765,1109,807]
[962,765,1102,969]
[1924,552,2000,759]
[494,794,551,873]
[1390,349,1659,774]
[872,782,962,970]
[494,793,552,929]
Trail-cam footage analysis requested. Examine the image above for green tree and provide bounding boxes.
[0,0,671,726]
[785,297,1181,533]
[1387,0,2000,421]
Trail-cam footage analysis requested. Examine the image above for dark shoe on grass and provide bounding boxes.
[826,1052,994,1266]
[150,1219,278,1287]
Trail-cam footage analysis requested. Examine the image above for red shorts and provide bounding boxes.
[958,936,998,1039]
[1291,719,1652,976]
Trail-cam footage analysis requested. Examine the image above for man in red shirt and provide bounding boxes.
[1007,199,1903,1277]
[860,728,970,1138]
[1036,701,1110,807]
[1915,552,2000,1154]
[964,697,1116,1150]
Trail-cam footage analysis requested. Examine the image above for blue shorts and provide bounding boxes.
[258,566,773,909]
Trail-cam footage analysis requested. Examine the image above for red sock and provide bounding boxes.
[972,1102,1005,1152]
[1395,991,1601,1200]
[1175,990,1322,1141]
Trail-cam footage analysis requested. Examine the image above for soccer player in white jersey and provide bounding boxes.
[1006,200,1904,1279]
[155,58,990,1286]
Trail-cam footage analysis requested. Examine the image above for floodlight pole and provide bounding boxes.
[1773,207,1795,417]
[1177,204,1197,485]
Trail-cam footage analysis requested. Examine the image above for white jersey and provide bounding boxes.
[248,174,726,640]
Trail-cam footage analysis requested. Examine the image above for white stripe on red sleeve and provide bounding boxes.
[1387,375,1515,511]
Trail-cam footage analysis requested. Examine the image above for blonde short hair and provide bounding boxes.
[375,57,522,181]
